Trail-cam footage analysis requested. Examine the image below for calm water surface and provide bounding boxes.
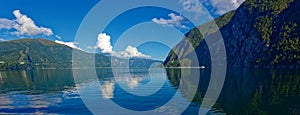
[0,68,299,114]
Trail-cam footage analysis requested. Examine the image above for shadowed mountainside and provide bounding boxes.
[164,0,300,68]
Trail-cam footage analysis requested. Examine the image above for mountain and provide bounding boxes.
[164,10,235,67]
[0,38,160,70]
[0,38,110,70]
[164,0,300,68]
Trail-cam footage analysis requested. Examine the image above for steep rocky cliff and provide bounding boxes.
[164,11,235,67]
[164,0,300,68]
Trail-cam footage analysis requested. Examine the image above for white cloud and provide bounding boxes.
[12,10,53,36]
[209,0,245,15]
[55,35,61,40]
[95,33,151,58]
[179,0,244,16]
[113,46,151,58]
[0,18,15,29]
[54,40,82,50]
[152,13,188,29]
[97,33,113,53]
[0,10,54,37]
[180,0,206,19]
[0,38,6,42]
[86,45,97,50]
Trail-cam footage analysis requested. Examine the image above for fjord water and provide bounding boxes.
[0,68,299,114]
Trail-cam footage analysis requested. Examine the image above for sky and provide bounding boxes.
[0,0,245,60]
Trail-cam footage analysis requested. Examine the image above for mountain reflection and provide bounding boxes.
[0,68,299,114]
[0,70,75,94]
[166,68,300,114]
[0,69,90,114]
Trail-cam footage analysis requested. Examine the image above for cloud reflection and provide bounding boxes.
[29,95,62,109]
[118,76,147,89]
[0,96,14,109]
[101,81,115,99]
[0,72,6,83]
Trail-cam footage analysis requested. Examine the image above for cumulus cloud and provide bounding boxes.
[12,10,53,36]
[113,46,151,58]
[95,33,151,58]
[152,13,188,29]
[0,10,54,36]
[54,40,82,50]
[96,33,113,53]
[208,0,245,15]
[0,18,15,29]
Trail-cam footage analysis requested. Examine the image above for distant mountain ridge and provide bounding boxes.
[0,38,160,70]
[164,0,300,68]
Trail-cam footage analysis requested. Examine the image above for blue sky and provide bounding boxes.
[0,0,244,60]
[0,0,100,41]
